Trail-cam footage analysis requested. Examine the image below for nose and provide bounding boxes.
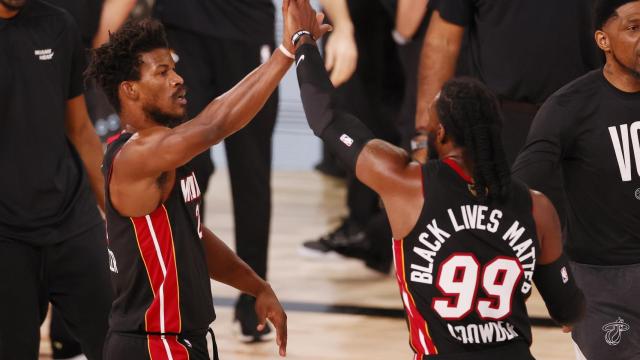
[170,71,184,87]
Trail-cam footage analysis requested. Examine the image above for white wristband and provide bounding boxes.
[278,44,295,60]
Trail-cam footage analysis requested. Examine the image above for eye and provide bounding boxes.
[628,25,639,31]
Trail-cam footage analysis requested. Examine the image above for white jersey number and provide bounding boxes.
[432,253,522,320]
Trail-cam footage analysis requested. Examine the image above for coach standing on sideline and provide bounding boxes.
[0,0,112,359]
[513,1,640,358]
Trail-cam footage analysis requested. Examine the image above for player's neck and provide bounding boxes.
[603,58,640,93]
[441,150,473,180]
[0,4,19,18]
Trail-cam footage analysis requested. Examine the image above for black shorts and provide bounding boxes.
[571,262,640,359]
[104,330,218,360]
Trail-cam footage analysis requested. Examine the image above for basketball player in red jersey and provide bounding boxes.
[85,2,331,358]
[289,0,585,357]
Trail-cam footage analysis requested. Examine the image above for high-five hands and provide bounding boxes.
[282,0,333,54]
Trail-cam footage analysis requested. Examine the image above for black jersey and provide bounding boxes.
[103,132,215,335]
[514,70,640,265]
[394,159,538,359]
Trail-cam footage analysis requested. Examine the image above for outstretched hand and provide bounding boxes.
[324,25,358,87]
[255,284,288,356]
[282,0,332,53]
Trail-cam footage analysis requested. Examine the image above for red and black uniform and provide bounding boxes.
[103,132,216,360]
[394,159,538,359]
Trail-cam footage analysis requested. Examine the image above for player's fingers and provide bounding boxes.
[320,23,333,36]
[282,0,289,14]
[330,56,346,86]
[256,309,268,332]
[270,312,288,357]
[316,12,325,26]
[325,45,335,71]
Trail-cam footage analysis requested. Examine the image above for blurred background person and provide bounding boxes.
[152,0,279,342]
[415,0,602,171]
[299,0,404,275]
[0,0,112,358]
[44,0,135,358]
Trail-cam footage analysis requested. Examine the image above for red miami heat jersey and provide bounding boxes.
[394,159,539,359]
[102,132,215,338]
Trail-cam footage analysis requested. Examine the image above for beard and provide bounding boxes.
[144,104,187,129]
[612,51,640,80]
[0,0,27,11]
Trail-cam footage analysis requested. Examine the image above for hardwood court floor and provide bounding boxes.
[39,170,575,359]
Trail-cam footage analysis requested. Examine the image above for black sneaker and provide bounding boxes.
[298,220,371,260]
[233,294,275,343]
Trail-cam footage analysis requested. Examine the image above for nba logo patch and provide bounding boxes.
[561,266,569,284]
[340,134,354,147]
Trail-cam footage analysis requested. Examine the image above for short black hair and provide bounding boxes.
[436,78,510,203]
[85,18,169,113]
[593,0,638,30]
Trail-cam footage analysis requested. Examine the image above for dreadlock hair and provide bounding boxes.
[435,78,511,203]
[85,18,169,113]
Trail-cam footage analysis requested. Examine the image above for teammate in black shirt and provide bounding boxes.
[513,1,640,358]
[0,0,112,358]
[288,1,585,358]
[85,7,330,358]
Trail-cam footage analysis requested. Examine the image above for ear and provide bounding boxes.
[436,123,447,144]
[595,30,610,52]
[120,81,139,102]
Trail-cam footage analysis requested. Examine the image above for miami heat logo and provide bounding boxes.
[602,318,630,346]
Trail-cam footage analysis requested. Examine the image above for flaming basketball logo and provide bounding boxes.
[602,318,630,346]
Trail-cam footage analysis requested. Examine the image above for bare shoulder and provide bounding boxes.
[114,126,171,165]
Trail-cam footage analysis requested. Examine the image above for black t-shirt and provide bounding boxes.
[436,0,602,104]
[47,0,104,48]
[395,159,538,357]
[0,0,102,244]
[153,0,275,43]
[513,70,640,265]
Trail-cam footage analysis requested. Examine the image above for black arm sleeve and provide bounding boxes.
[295,43,374,171]
[534,254,585,325]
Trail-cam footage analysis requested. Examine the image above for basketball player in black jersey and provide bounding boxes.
[287,1,584,358]
[85,3,331,359]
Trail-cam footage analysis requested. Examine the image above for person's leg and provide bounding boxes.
[47,223,112,360]
[210,37,277,341]
[0,239,47,360]
[570,262,640,360]
[50,306,84,359]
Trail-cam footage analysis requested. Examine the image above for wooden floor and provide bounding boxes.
[39,170,576,359]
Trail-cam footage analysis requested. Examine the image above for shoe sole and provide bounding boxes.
[297,246,346,260]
